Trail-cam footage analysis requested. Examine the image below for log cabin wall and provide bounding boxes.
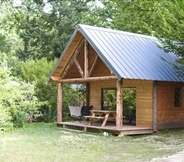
[124,79,153,128]
[90,80,116,110]
[90,79,154,128]
[157,82,184,129]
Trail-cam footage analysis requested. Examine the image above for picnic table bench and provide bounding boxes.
[84,110,116,127]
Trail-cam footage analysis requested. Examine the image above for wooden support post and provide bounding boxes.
[84,127,87,131]
[84,39,89,77]
[116,79,123,128]
[153,81,158,132]
[57,83,62,122]
[86,82,90,106]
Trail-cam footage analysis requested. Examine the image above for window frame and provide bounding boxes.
[174,86,184,108]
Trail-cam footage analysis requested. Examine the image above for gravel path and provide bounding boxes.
[151,150,184,162]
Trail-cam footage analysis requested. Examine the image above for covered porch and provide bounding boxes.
[55,77,156,136]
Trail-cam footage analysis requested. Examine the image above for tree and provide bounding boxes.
[0,1,23,76]
[105,0,169,34]
[1,0,114,123]
[10,0,111,61]
[1,0,113,61]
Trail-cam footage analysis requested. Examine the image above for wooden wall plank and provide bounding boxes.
[157,81,184,129]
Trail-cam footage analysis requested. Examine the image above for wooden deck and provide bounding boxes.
[57,121,153,136]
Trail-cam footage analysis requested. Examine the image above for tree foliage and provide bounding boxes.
[0,58,44,128]
[0,1,23,76]
[0,0,115,127]
[8,0,112,61]
[21,57,78,122]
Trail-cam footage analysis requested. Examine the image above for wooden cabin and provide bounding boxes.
[47,24,184,135]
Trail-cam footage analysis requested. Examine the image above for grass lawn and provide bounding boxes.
[0,123,184,162]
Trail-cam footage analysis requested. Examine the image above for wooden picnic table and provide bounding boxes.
[84,110,116,127]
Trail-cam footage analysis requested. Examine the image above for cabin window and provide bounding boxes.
[174,87,181,107]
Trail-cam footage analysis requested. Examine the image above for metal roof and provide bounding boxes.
[47,24,184,83]
[77,24,184,82]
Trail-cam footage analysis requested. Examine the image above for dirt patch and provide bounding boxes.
[151,150,184,162]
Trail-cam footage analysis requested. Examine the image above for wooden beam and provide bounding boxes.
[89,56,99,76]
[74,59,84,78]
[61,39,84,79]
[153,81,158,132]
[84,39,89,77]
[51,76,61,81]
[55,76,117,83]
[57,83,62,122]
[116,79,123,128]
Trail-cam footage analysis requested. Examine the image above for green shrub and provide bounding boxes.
[0,58,45,129]
[0,106,12,128]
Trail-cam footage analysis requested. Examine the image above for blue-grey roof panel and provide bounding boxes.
[78,24,184,82]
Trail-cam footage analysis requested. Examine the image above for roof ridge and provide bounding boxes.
[78,24,157,40]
